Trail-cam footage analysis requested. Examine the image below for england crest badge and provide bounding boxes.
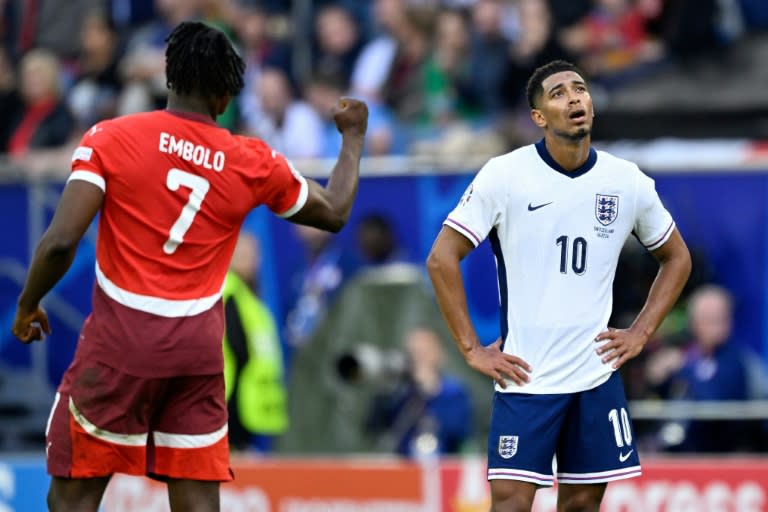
[498,435,518,459]
[595,194,619,226]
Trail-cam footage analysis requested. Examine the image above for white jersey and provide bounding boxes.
[445,140,675,394]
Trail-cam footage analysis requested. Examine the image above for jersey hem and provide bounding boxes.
[493,368,613,395]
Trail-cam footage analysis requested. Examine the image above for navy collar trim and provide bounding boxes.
[535,138,597,179]
[163,109,218,126]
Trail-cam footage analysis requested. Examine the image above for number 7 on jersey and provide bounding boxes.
[164,168,210,255]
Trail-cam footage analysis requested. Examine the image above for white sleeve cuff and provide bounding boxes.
[68,170,105,192]
[643,221,675,251]
[277,174,309,218]
[444,217,482,247]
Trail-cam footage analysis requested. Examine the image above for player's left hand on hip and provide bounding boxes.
[11,305,51,343]
[594,327,646,369]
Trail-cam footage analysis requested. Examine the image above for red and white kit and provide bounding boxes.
[47,110,307,481]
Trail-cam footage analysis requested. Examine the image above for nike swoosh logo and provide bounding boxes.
[619,450,634,462]
[527,202,553,211]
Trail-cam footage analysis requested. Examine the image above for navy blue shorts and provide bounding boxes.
[487,371,641,486]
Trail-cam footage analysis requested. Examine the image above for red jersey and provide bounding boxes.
[68,110,307,377]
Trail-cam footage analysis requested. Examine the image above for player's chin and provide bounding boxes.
[559,126,591,142]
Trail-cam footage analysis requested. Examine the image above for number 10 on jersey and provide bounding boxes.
[556,235,587,275]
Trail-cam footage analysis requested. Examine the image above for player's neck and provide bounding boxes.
[543,134,591,172]
[166,94,217,121]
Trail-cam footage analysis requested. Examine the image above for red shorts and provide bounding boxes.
[46,357,232,481]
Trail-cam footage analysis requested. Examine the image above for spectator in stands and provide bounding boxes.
[0,45,20,151]
[304,71,396,156]
[105,0,156,34]
[4,50,74,159]
[421,8,478,126]
[312,4,365,89]
[350,0,406,103]
[284,225,355,350]
[8,0,102,60]
[245,67,325,158]
[559,0,665,84]
[68,10,124,129]
[352,0,434,125]
[501,0,573,109]
[356,213,407,268]
[223,232,288,453]
[235,2,292,133]
[117,0,199,115]
[199,0,240,130]
[657,0,735,62]
[380,7,433,123]
[653,285,766,452]
[466,0,515,115]
[548,0,592,29]
[366,327,473,457]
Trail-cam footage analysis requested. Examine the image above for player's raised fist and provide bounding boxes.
[332,97,368,137]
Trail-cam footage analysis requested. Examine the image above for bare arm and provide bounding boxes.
[426,226,531,388]
[12,181,103,342]
[287,98,368,232]
[597,228,692,368]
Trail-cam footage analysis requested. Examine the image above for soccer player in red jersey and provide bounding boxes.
[11,22,368,512]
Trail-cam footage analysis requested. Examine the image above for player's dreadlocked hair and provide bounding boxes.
[526,60,585,110]
[165,21,245,98]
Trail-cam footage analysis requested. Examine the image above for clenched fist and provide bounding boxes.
[12,304,51,343]
[332,97,368,137]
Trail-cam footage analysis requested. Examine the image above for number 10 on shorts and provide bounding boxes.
[608,407,633,447]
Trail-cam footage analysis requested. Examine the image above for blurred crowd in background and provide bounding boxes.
[1,0,768,177]
[1,0,768,458]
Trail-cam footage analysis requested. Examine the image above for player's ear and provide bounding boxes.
[530,108,546,129]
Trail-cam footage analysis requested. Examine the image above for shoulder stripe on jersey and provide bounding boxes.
[153,424,228,449]
[277,174,309,218]
[69,170,105,192]
[95,263,221,318]
[643,221,675,250]
[444,218,482,246]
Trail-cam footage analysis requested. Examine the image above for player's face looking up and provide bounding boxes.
[531,71,594,142]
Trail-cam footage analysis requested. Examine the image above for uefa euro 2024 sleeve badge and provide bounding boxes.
[498,435,518,459]
[459,183,474,206]
[595,194,619,226]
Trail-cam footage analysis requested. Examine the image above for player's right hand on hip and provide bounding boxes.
[466,337,532,389]
[11,305,51,343]
[332,97,368,137]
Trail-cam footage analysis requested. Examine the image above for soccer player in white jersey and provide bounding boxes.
[426,60,692,511]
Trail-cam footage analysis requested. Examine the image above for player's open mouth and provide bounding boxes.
[569,109,586,122]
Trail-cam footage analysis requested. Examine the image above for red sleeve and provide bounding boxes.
[68,122,110,191]
[238,137,308,217]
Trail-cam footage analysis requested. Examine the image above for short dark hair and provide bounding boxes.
[165,21,245,98]
[526,60,584,109]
